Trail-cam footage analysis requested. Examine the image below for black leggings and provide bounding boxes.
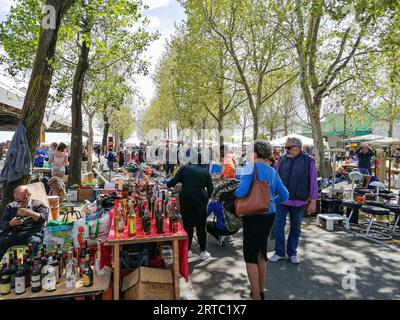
[180,197,208,252]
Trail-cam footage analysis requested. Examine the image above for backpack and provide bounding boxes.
[222,206,242,233]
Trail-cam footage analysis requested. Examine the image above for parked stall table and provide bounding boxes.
[105,213,188,300]
[0,266,112,300]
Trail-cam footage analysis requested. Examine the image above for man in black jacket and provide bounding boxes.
[0,186,49,259]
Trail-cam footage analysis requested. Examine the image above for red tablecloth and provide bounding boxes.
[106,209,189,282]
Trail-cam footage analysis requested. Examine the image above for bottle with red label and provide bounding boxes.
[169,198,179,233]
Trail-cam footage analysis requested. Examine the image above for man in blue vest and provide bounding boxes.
[269,137,318,264]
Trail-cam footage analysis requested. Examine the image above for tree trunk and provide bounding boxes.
[102,109,110,148]
[253,111,259,140]
[1,0,75,214]
[388,102,394,138]
[68,25,91,186]
[87,112,94,171]
[309,103,326,177]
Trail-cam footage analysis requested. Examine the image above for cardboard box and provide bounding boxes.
[121,267,174,300]
[78,188,94,201]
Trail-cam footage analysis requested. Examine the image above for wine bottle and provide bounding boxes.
[8,252,15,289]
[0,258,11,295]
[15,259,26,295]
[82,254,93,287]
[22,253,31,288]
[79,245,86,276]
[31,257,42,293]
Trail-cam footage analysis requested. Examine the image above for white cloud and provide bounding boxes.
[0,0,13,11]
[147,15,161,29]
[143,0,172,10]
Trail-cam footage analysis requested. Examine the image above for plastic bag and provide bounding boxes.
[72,217,86,248]
[44,220,74,253]
[85,209,111,246]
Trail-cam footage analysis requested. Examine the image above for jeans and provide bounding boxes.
[0,230,43,260]
[274,204,305,258]
[359,168,371,175]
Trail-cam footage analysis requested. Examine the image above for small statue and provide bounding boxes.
[48,176,67,200]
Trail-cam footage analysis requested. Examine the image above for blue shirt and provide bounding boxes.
[34,149,46,165]
[207,202,225,230]
[235,161,289,214]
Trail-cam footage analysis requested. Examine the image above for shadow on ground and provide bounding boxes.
[187,217,400,300]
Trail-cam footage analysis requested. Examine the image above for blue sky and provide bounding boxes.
[0,0,186,104]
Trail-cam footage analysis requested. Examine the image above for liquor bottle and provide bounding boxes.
[31,257,42,293]
[43,256,56,292]
[22,253,31,288]
[156,204,165,234]
[141,199,148,219]
[50,252,60,284]
[65,248,76,289]
[95,239,103,275]
[170,201,179,234]
[116,203,125,236]
[15,259,26,295]
[9,251,15,289]
[56,243,64,279]
[137,194,143,218]
[41,244,48,268]
[141,205,151,235]
[128,206,137,237]
[150,193,157,219]
[161,190,166,216]
[79,245,86,276]
[0,258,11,295]
[82,254,94,287]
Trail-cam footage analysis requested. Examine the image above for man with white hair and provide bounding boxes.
[0,186,49,259]
[269,137,318,264]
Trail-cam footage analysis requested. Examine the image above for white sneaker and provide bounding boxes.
[268,254,285,262]
[199,251,211,261]
[290,256,300,264]
[188,250,193,258]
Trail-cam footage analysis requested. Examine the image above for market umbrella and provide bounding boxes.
[0,122,32,183]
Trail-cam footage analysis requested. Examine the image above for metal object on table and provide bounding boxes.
[62,203,82,222]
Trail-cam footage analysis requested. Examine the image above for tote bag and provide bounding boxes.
[235,162,270,216]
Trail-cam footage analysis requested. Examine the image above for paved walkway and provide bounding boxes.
[181,217,400,300]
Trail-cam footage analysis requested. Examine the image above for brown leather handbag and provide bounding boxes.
[235,161,270,217]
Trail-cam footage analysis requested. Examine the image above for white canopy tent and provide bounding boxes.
[270,134,315,147]
[341,134,385,142]
[368,137,400,145]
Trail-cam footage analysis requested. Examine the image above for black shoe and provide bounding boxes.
[260,291,265,300]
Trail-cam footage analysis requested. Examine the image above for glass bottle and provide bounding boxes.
[116,203,125,236]
[141,205,151,235]
[8,251,15,289]
[31,256,42,293]
[0,257,11,295]
[15,259,26,295]
[82,254,94,287]
[128,207,137,237]
[43,256,56,292]
[95,239,103,275]
[79,245,86,276]
[50,252,60,284]
[22,253,31,288]
[156,205,165,234]
[170,201,179,234]
[65,248,76,289]
[56,243,64,279]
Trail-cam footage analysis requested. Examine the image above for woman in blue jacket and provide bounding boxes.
[235,140,288,300]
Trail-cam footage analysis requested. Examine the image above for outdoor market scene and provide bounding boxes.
[0,0,399,302]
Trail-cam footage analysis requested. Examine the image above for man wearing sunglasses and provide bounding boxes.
[0,185,49,260]
[269,137,318,264]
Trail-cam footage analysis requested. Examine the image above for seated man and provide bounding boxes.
[0,185,49,259]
